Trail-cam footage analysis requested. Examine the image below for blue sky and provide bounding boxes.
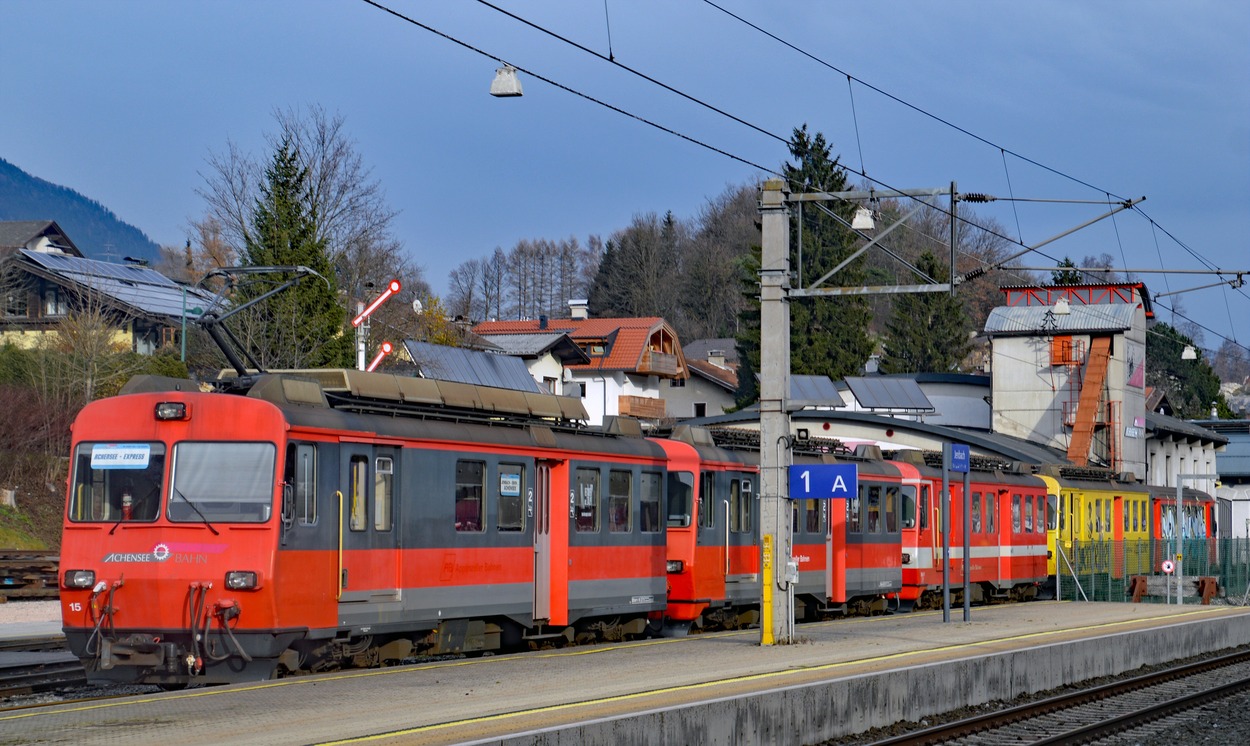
[4,1,1247,350]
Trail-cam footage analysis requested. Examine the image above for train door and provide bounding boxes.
[723,472,757,599]
[533,462,552,622]
[695,470,727,600]
[337,442,401,625]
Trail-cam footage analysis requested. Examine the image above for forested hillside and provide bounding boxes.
[0,157,161,261]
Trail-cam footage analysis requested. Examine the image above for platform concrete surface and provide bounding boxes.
[3,601,1249,746]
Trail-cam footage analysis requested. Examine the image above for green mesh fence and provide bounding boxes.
[1055,538,1250,604]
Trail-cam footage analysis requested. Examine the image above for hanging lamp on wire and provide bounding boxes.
[1182,345,1198,360]
[851,206,875,231]
[490,64,523,97]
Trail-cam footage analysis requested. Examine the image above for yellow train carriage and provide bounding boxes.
[1038,466,1152,594]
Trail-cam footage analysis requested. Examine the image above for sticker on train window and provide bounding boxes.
[91,443,151,469]
[500,473,521,497]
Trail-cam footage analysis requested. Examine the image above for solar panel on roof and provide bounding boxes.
[845,377,935,412]
[404,341,543,393]
[789,375,846,407]
[19,249,216,319]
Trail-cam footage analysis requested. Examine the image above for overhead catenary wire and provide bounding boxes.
[359,0,1247,356]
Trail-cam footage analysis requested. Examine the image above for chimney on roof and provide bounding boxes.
[707,349,725,368]
[539,315,548,330]
[569,299,589,320]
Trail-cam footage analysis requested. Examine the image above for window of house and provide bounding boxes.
[693,402,707,417]
[43,287,67,317]
[4,290,28,317]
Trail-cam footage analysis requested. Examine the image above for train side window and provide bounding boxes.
[455,460,485,533]
[374,457,393,531]
[986,493,996,534]
[919,485,929,530]
[901,486,916,528]
[848,488,862,534]
[640,471,661,533]
[1022,494,1033,532]
[498,464,525,532]
[349,455,368,531]
[730,479,745,532]
[806,498,821,533]
[1123,497,1130,532]
[1047,494,1058,531]
[971,493,982,533]
[285,443,317,525]
[609,469,632,533]
[575,467,600,533]
[1012,494,1022,533]
[1086,501,1094,535]
[696,471,714,529]
[1104,501,1111,535]
[668,471,694,528]
[1035,495,1045,533]
[884,486,898,533]
[865,485,882,533]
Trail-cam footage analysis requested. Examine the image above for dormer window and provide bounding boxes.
[588,343,606,356]
[43,287,67,317]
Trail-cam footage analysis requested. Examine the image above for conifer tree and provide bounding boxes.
[235,138,351,369]
[879,251,972,374]
[734,125,874,407]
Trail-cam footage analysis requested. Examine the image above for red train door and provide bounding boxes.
[337,442,401,625]
[533,462,552,622]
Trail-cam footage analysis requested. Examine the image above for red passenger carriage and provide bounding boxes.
[61,371,670,685]
[891,451,1048,610]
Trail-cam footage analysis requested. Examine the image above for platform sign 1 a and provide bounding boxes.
[789,464,858,499]
[948,443,970,473]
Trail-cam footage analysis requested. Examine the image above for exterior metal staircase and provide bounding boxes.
[1066,336,1111,466]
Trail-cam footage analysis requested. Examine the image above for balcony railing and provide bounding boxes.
[618,394,667,420]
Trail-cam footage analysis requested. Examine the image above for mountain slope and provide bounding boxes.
[0,157,161,261]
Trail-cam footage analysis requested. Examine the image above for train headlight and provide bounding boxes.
[154,402,189,421]
[64,570,96,589]
[225,571,260,590]
[666,560,684,573]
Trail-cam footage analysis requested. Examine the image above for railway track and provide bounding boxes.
[0,651,86,698]
[0,550,60,600]
[870,649,1250,745]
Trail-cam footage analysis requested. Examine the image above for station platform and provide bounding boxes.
[3,601,1250,745]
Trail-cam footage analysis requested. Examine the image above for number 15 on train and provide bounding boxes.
[789,464,858,499]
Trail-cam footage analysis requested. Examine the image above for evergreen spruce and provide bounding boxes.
[238,138,351,368]
[734,125,874,407]
[879,251,972,374]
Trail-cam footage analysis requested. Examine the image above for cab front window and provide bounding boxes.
[169,442,276,523]
[69,442,166,522]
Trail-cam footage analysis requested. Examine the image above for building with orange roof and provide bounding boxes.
[473,301,688,426]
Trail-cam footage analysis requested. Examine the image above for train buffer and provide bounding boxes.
[1127,575,1220,604]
